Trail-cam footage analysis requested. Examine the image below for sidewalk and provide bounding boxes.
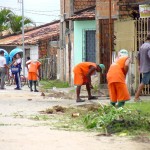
[2,85,150,107]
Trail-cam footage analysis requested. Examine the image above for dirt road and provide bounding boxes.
[0,85,150,150]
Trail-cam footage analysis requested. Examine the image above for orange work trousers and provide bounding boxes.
[108,82,130,103]
[28,72,38,81]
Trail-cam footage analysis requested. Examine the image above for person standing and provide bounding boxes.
[26,59,41,92]
[11,53,22,90]
[134,35,150,101]
[107,49,131,107]
[0,50,8,89]
[73,62,105,102]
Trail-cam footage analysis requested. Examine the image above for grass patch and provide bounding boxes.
[126,101,150,116]
[40,79,70,89]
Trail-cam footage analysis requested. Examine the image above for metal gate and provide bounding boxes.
[114,18,150,95]
[135,18,150,95]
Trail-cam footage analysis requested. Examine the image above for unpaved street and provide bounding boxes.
[0,86,150,150]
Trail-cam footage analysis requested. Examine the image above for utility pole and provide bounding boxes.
[109,0,112,64]
[21,0,25,76]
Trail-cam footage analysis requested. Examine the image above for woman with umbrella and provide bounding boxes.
[10,53,22,90]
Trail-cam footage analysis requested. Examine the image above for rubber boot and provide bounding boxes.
[110,102,116,107]
[29,80,33,92]
[34,81,38,92]
[117,102,125,107]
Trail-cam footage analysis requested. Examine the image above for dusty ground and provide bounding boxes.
[0,85,150,150]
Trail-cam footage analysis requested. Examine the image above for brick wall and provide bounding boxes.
[39,41,48,58]
[96,0,119,19]
[96,0,145,20]
[118,0,145,19]
[74,0,96,12]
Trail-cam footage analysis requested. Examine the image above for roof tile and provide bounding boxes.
[0,21,60,45]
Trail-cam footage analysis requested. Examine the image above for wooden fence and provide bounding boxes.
[39,56,57,80]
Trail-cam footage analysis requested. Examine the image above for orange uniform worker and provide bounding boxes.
[107,49,131,107]
[73,62,105,102]
[26,59,41,92]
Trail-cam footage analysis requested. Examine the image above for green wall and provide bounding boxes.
[74,20,96,66]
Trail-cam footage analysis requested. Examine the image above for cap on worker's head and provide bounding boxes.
[98,64,105,73]
[118,49,128,57]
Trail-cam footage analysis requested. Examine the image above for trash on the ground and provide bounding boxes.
[72,112,80,117]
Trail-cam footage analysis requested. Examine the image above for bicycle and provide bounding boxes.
[5,73,27,87]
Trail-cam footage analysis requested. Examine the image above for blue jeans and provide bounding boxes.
[14,71,21,88]
[141,71,150,85]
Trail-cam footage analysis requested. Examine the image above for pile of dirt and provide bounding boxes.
[40,91,75,100]
[39,105,67,114]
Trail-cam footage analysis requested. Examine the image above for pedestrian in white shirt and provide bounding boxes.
[0,51,8,89]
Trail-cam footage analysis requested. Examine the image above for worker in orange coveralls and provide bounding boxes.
[26,58,41,92]
[107,49,131,107]
[73,62,105,102]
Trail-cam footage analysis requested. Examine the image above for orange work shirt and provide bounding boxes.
[73,62,97,76]
[28,61,41,73]
[107,56,129,84]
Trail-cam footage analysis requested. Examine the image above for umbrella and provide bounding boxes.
[0,48,9,64]
[9,47,23,63]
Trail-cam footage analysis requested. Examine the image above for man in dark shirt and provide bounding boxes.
[134,35,150,101]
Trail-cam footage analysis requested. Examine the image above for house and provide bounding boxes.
[59,0,150,95]
[59,0,97,85]
[0,20,60,78]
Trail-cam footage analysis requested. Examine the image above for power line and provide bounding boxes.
[0,6,60,13]
[24,11,59,17]
[0,6,60,17]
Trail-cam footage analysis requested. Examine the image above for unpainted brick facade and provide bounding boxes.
[96,0,119,19]
[74,0,96,12]
[96,0,146,19]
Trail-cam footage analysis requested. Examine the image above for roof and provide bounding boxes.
[67,9,95,21]
[0,20,60,46]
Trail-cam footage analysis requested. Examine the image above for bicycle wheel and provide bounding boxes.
[5,75,14,86]
[20,75,26,87]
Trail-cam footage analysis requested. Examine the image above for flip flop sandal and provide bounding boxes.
[134,98,142,102]
[88,96,98,100]
[76,99,85,102]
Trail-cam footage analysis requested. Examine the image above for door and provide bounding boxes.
[85,30,96,62]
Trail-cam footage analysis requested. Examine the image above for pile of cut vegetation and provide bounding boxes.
[83,102,150,135]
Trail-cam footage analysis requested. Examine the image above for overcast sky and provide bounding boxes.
[0,0,60,26]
